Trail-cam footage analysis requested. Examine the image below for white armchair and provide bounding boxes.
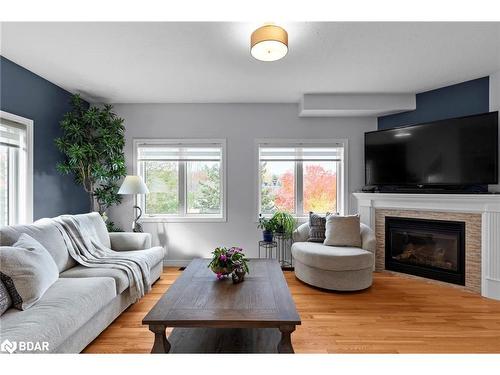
[291,222,376,291]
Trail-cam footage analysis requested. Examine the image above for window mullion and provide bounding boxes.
[296,160,303,216]
[8,147,18,225]
[139,161,145,214]
[178,161,186,216]
[337,160,343,215]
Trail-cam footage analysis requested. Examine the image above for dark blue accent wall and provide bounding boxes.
[378,77,490,129]
[0,56,89,219]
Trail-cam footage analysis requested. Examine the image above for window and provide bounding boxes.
[258,140,346,217]
[135,139,226,221]
[0,111,33,226]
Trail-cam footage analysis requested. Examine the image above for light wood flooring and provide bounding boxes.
[83,267,500,353]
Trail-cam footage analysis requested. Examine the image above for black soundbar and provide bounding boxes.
[361,184,490,194]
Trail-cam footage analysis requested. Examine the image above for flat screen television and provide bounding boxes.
[365,111,499,190]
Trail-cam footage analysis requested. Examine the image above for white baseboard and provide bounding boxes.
[484,278,500,301]
[163,259,191,267]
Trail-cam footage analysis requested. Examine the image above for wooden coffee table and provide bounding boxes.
[142,258,301,353]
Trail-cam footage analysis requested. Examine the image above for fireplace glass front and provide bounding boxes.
[385,217,465,285]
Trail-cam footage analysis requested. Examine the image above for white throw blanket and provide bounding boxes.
[53,215,151,301]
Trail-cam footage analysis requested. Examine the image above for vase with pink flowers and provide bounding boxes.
[208,247,249,281]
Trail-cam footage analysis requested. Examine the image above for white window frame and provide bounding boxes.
[0,110,34,225]
[133,138,227,222]
[255,138,348,220]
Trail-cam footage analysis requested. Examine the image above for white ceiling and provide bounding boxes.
[1,22,500,104]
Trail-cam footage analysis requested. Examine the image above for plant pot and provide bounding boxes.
[232,268,246,284]
[263,230,274,243]
[210,264,233,278]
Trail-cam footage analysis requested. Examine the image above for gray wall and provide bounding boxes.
[108,103,376,264]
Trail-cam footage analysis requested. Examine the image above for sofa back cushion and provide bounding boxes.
[0,218,76,273]
[71,212,111,248]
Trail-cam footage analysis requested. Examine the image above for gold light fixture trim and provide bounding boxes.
[251,24,288,62]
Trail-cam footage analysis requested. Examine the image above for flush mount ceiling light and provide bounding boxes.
[250,24,288,62]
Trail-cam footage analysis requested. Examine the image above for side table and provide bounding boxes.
[258,240,277,259]
[258,236,293,270]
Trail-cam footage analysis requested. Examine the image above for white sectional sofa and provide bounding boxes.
[291,222,376,291]
[0,212,166,353]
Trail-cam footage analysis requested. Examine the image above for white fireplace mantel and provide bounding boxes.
[353,192,500,300]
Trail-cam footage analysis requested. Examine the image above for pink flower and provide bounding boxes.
[216,272,224,280]
[220,254,227,262]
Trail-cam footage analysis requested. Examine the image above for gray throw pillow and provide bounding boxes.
[323,214,362,247]
[0,279,12,316]
[307,212,330,242]
[0,233,59,310]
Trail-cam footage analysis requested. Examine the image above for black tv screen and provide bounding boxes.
[365,112,499,186]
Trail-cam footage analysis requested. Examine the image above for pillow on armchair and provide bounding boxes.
[323,214,362,248]
[307,212,330,242]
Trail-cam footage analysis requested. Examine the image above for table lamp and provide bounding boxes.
[118,175,149,232]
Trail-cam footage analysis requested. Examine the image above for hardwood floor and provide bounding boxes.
[83,267,500,353]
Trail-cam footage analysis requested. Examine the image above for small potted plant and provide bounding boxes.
[272,211,296,238]
[208,246,249,280]
[258,214,276,242]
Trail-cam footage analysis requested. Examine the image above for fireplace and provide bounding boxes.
[385,217,465,285]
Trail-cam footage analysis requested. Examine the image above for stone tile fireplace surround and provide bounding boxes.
[353,193,500,300]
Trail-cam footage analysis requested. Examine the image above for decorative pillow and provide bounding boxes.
[323,214,362,248]
[0,233,59,310]
[307,212,329,242]
[0,279,12,316]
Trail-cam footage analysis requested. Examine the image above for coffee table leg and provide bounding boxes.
[149,324,171,353]
[277,325,296,353]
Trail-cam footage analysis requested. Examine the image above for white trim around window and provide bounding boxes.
[0,110,34,225]
[255,138,349,220]
[133,138,227,222]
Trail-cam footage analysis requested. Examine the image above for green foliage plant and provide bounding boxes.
[55,94,126,216]
[257,213,277,232]
[271,211,296,237]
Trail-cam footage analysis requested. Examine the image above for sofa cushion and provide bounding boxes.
[0,234,59,310]
[0,277,116,353]
[292,242,373,271]
[70,212,111,248]
[121,246,166,269]
[324,214,362,248]
[0,218,76,272]
[60,265,129,294]
[58,246,164,294]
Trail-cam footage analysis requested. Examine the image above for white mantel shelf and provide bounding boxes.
[353,192,500,300]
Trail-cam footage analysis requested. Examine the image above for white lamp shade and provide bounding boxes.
[118,175,149,195]
[251,40,288,61]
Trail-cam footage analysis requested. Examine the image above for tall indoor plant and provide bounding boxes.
[55,94,126,217]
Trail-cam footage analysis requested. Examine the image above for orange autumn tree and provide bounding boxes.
[274,170,295,212]
[275,165,336,213]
